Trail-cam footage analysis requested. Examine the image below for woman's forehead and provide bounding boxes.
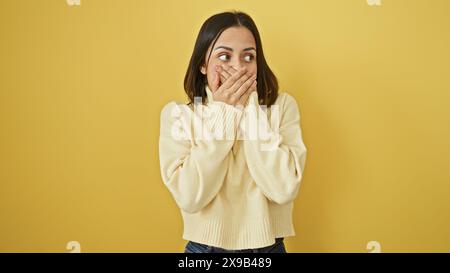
[214,27,256,49]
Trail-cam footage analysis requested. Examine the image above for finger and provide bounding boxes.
[221,67,247,89]
[212,71,220,92]
[215,65,229,84]
[219,65,232,80]
[233,75,257,101]
[212,66,223,88]
[216,67,228,83]
[220,65,238,83]
[220,70,231,81]
[229,71,253,94]
[222,64,238,75]
[219,73,227,84]
[214,72,220,91]
[237,82,257,106]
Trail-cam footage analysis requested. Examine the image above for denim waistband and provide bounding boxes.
[186,237,285,253]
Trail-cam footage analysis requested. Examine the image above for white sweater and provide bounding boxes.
[159,85,307,250]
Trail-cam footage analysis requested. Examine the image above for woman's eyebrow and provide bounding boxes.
[213,46,256,52]
[243,47,256,52]
[214,46,233,51]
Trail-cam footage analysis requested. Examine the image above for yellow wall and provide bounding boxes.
[1,0,449,252]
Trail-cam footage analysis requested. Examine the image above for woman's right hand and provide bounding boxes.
[210,65,257,108]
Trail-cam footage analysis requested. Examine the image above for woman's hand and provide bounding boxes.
[210,65,257,107]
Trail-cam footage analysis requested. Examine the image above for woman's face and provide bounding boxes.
[201,26,257,90]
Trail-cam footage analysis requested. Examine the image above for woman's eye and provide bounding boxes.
[218,54,230,61]
[244,55,254,62]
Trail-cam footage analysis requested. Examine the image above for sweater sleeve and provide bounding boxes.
[243,92,307,205]
[159,101,243,213]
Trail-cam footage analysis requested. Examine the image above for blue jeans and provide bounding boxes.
[184,238,286,253]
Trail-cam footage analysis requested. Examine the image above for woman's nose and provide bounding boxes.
[230,57,246,70]
[230,62,245,71]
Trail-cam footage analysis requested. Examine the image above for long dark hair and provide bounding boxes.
[184,11,279,106]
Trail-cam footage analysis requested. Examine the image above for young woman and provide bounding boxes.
[159,11,307,253]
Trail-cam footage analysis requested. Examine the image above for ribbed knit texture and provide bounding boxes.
[159,85,307,250]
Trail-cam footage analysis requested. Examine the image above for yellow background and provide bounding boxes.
[1,0,449,252]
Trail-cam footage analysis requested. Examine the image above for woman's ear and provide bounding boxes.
[200,65,206,75]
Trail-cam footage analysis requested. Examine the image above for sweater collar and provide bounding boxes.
[205,84,214,103]
[205,84,260,105]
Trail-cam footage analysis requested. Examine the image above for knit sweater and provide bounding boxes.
[159,84,307,250]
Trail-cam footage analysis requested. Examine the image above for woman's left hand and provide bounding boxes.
[217,64,257,106]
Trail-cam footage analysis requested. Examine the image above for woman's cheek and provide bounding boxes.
[248,63,257,76]
[206,66,218,88]
[237,62,256,76]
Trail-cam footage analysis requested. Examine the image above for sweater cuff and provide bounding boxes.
[244,91,283,150]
